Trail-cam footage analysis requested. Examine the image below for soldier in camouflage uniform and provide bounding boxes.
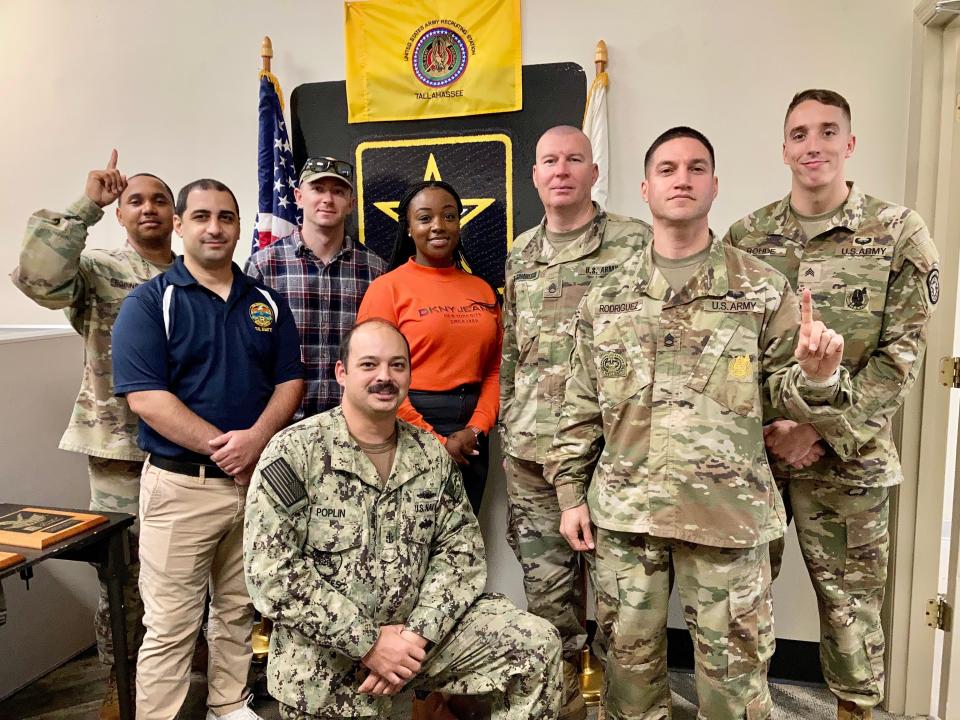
[501,125,651,719]
[724,90,940,720]
[10,150,175,719]
[245,319,562,719]
[546,127,852,720]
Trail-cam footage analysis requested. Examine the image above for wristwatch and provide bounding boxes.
[467,425,483,439]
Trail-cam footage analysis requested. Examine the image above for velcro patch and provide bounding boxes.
[928,268,940,305]
[261,458,308,511]
[443,471,465,505]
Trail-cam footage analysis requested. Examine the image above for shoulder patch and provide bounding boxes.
[928,268,940,305]
[260,458,308,512]
[442,469,466,505]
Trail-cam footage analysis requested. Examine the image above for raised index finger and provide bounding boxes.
[106,148,118,170]
[800,288,814,327]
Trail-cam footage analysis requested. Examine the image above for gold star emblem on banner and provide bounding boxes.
[373,153,495,226]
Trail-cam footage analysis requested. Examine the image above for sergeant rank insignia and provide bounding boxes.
[728,354,753,380]
[600,352,627,377]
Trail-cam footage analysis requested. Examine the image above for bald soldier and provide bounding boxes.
[500,125,651,719]
[547,126,852,720]
[244,319,562,719]
[725,89,940,720]
[11,151,175,720]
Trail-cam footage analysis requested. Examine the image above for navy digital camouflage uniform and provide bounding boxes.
[725,183,939,709]
[244,408,562,719]
[11,195,172,665]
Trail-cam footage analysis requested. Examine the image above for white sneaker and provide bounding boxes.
[205,695,264,720]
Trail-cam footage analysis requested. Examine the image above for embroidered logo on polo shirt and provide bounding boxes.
[249,302,274,331]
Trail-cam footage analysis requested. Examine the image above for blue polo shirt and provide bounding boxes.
[113,257,305,463]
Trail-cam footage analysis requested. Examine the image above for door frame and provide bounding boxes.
[892,2,960,715]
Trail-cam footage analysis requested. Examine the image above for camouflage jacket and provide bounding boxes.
[243,408,485,717]
[544,238,852,548]
[724,183,939,487]
[499,206,652,462]
[10,196,173,460]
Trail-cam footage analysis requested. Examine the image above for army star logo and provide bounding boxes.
[600,352,628,378]
[728,355,753,380]
[371,152,494,230]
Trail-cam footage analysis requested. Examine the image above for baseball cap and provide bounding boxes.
[299,157,354,190]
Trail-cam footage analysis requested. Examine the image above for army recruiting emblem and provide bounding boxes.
[600,352,628,378]
[728,354,753,380]
[412,26,470,88]
[846,287,868,310]
[249,302,274,331]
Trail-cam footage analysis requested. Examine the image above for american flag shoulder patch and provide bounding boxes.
[261,458,308,511]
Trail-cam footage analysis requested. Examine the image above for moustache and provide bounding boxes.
[368,382,399,395]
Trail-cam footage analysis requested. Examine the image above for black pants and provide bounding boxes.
[408,385,488,515]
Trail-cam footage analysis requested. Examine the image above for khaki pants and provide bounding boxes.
[136,461,253,720]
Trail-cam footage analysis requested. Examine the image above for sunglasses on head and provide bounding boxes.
[302,157,354,180]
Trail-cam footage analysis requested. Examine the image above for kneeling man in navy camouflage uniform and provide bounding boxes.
[244,319,563,719]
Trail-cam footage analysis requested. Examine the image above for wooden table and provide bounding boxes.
[0,505,135,720]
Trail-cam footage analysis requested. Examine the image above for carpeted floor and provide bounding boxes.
[0,647,929,720]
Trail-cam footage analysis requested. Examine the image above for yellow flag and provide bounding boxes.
[344,0,522,123]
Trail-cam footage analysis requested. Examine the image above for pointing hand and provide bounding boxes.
[795,288,844,383]
[84,149,128,208]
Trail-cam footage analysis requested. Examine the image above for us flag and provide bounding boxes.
[253,72,301,252]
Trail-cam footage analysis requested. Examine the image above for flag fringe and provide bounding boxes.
[259,70,285,112]
[582,71,609,127]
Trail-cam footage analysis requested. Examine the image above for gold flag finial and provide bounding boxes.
[261,35,274,74]
[594,40,608,75]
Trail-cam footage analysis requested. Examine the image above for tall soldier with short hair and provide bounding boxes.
[500,125,652,719]
[725,89,940,720]
[548,127,852,719]
[11,150,175,720]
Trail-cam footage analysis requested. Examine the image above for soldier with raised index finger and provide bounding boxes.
[546,126,852,720]
[724,89,940,720]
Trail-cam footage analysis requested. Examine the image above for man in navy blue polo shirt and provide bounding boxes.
[112,178,304,720]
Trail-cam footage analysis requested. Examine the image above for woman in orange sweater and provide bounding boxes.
[357,180,501,513]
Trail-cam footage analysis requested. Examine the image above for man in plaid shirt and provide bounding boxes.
[246,157,386,420]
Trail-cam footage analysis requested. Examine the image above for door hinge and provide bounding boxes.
[939,357,960,388]
[927,595,953,631]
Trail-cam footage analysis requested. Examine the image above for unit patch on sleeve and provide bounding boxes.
[928,268,940,305]
[261,458,308,511]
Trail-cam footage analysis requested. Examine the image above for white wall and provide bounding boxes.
[0,0,914,324]
[0,0,919,647]
[0,332,97,698]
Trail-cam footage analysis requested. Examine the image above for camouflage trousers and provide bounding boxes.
[277,594,563,720]
[770,478,889,709]
[88,455,145,666]
[595,529,774,720]
[505,455,588,661]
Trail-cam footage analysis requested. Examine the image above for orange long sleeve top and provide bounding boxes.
[356,258,502,437]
